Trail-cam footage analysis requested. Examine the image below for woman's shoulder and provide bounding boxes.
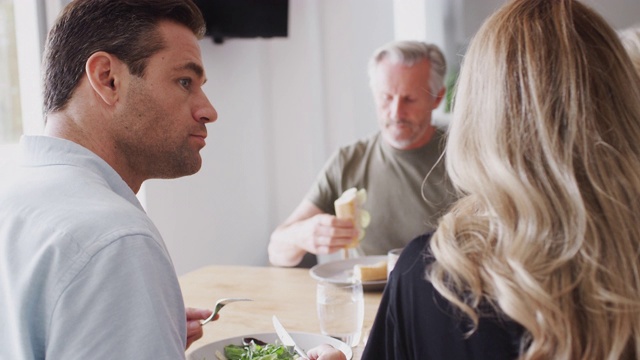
[392,233,433,275]
[406,232,432,252]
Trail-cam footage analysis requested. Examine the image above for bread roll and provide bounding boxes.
[334,188,370,249]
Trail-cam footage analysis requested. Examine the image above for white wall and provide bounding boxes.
[143,0,640,276]
[145,0,394,275]
[4,0,638,276]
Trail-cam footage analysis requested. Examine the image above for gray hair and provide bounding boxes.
[368,40,447,96]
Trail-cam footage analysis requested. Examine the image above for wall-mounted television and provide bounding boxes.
[193,0,289,44]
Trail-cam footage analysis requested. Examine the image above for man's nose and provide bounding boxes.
[389,97,403,118]
[195,94,218,124]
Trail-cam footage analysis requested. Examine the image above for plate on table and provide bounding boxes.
[187,332,352,360]
[309,255,387,291]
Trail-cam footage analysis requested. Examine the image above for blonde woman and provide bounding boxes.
[309,0,640,359]
[428,0,640,358]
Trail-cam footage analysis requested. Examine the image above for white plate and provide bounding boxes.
[309,256,387,291]
[188,332,353,360]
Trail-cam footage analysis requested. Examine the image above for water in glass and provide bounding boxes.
[316,281,364,347]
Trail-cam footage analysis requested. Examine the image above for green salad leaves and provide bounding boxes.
[222,341,298,360]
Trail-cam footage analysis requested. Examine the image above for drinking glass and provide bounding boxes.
[316,280,364,347]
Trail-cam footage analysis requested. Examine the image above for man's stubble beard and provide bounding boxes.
[382,117,432,149]
[112,81,202,181]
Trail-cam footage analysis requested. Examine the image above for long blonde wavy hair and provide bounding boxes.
[427,0,640,359]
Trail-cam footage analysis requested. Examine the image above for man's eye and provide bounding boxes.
[179,78,192,88]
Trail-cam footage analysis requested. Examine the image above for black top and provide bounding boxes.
[362,233,524,360]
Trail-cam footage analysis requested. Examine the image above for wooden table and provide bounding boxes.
[180,265,383,359]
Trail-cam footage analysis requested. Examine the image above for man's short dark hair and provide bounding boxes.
[43,0,206,115]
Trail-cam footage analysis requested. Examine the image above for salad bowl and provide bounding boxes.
[188,331,352,360]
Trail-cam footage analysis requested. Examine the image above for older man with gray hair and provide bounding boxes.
[269,40,456,267]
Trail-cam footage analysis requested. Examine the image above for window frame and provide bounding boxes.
[0,0,59,163]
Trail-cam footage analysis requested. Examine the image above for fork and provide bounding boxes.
[200,297,253,325]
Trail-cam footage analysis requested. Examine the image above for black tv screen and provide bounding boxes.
[193,0,289,44]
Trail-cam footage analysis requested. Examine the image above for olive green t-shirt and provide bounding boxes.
[306,130,456,255]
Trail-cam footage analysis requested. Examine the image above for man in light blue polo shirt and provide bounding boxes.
[0,0,218,358]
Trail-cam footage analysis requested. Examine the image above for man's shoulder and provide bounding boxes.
[334,132,382,159]
[1,165,159,250]
[341,132,381,148]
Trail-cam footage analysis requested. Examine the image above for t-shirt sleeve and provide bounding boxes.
[305,149,345,214]
[46,234,186,359]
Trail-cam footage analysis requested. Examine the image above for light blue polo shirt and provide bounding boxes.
[0,136,186,359]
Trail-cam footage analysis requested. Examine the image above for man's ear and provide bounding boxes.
[432,87,446,109]
[85,51,126,106]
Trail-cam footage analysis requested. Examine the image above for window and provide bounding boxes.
[0,0,47,166]
[0,0,22,145]
[0,0,48,161]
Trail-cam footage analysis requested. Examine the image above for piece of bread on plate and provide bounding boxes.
[354,260,388,282]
